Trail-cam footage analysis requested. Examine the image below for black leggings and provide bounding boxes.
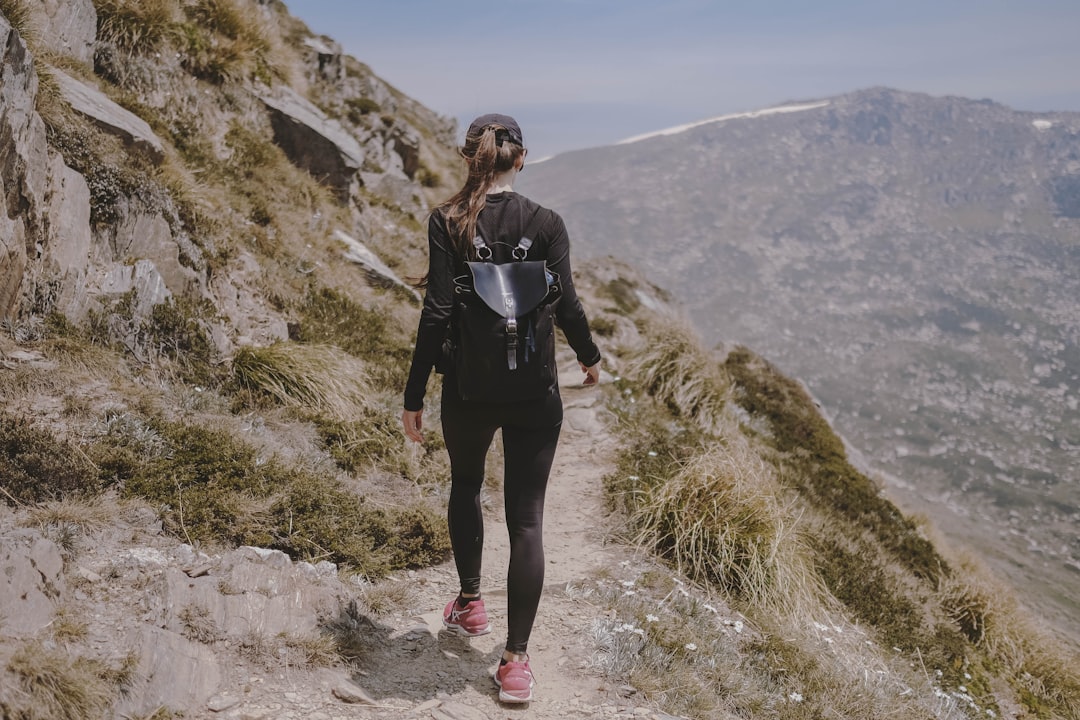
[440,383,563,654]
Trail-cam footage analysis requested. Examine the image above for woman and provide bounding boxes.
[401,113,601,704]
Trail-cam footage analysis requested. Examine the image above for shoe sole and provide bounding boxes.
[441,620,491,637]
[494,673,534,703]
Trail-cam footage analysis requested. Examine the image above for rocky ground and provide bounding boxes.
[2,375,692,720]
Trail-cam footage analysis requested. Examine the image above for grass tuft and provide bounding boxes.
[626,314,734,435]
[231,342,372,420]
[2,642,114,720]
[628,435,815,610]
[94,0,177,56]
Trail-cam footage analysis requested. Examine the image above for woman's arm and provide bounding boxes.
[402,213,456,413]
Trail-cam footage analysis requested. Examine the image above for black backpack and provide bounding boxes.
[448,210,561,402]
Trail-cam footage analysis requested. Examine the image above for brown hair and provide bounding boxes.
[438,124,526,259]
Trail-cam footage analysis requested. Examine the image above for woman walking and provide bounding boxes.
[402,113,601,704]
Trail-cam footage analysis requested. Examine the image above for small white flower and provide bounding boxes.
[620,623,636,632]
[733,620,744,634]
[621,580,636,588]
[986,710,996,718]
[619,560,632,567]
[623,590,637,596]
[959,686,968,693]
[788,692,804,703]
[632,628,645,636]
[647,450,658,457]
[965,673,972,680]
[684,643,697,651]
[824,637,834,644]
[646,614,659,623]
[628,475,639,481]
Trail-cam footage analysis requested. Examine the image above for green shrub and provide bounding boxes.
[293,285,412,386]
[345,96,381,124]
[724,346,945,584]
[0,414,99,504]
[122,421,289,543]
[261,476,450,574]
[110,418,449,575]
[601,277,641,314]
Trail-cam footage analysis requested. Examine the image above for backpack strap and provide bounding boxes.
[471,207,548,262]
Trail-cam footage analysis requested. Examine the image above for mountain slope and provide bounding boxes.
[517,87,1080,641]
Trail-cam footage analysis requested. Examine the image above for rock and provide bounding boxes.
[334,230,420,299]
[114,626,222,718]
[99,259,173,323]
[303,36,344,83]
[0,14,49,320]
[0,532,66,638]
[41,153,92,319]
[151,545,342,641]
[28,0,97,65]
[207,694,242,712]
[105,198,202,299]
[257,85,364,200]
[331,680,375,705]
[51,68,165,163]
[360,171,426,217]
[430,701,493,720]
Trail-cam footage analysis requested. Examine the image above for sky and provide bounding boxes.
[282,0,1080,161]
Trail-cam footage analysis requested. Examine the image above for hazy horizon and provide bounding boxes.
[284,0,1080,159]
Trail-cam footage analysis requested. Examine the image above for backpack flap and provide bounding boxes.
[465,261,550,319]
[466,260,549,371]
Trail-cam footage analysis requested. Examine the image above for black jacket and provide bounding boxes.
[403,191,601,411]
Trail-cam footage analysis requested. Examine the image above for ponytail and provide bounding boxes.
[438,124,525,259]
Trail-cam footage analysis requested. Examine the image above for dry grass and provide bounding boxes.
[94,0,178,55]
[628,432,819,613]
[357,579,420,615]
[231,342,373,420]
[24,496,113,534]
[938,552,1080,718]
[1,642,114,720]
[625,313,735,435]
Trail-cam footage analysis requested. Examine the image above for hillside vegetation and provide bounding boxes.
[1,1,1078,718]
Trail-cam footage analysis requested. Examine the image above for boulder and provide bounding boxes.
[28,0,97,66]
[113,626,221,719]
[0,530,66,638]
[334,230,420,300]
[257,85,364,200]
[0,15,49,321]
[51,68,165,163]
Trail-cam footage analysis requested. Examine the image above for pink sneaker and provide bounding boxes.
[494,656,534,703]
[442,596,491,637]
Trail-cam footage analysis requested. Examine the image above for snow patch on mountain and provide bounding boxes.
[616,100,832,146]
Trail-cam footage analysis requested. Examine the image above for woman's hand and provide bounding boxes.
[402,408,424,444]
[580,361,601,386]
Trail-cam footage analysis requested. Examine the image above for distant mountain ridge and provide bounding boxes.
[517,86,1080,638]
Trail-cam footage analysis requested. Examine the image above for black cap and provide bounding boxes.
[466,113,524,147]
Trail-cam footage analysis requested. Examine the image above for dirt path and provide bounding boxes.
[325,381,678,720]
